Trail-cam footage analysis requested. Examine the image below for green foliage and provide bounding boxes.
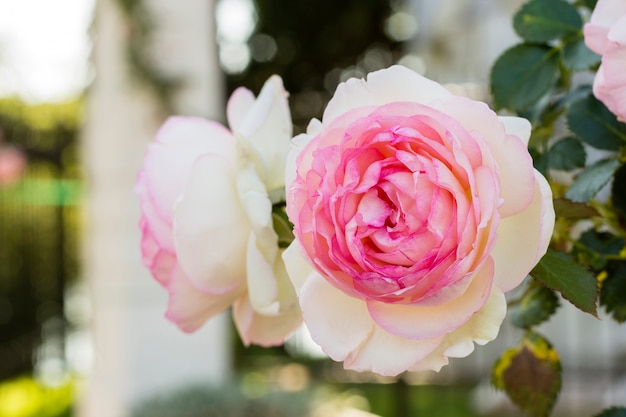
[510,284,560,329]
[611,163,626,222]
[132,382,312,417]
[565,158,621,202]
[567,94,626,150]
[531,249,598,317]
[562,37,601,70]
[600,262,626,323]
[492,331,561,417]
[513,0,582,42]
[576,229,625,271]
[553,198,599,219]
[594,407,626,417]
[545,136,586,170]
[491,44,560,111]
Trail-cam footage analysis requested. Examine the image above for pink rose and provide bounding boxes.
[283,66,554,376]
[135,76,301,346]
[584,0,626,121]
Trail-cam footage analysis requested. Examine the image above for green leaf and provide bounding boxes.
[491,44,560,111]
[600,262,626,323]
[575,228,625,271]
[594,407,626,417]
[546,136,586,171]
[611,163,626,222]
[562,37,601,70]
[565,158,620,202]
[553,198,599,219]
[510,284,560,329]
[531,248,598,316]
[581,0,598,10]
[513,0,582,42]
[272,205,295,249]
[492,331,561,417]
[567,94,626,150]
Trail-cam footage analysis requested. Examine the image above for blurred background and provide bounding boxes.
[0,1,624,416]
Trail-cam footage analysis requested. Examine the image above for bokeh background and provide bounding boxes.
[0,1,624,416]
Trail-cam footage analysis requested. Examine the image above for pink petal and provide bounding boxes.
[366,257,494,339]
[232,294,302,347]
[165,264,244,333]
[433,96,535,217]
[491,170,554,292]
[174,154,249,294]
[299,272,374,361]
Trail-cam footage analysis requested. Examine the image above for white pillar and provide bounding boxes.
[78,1,228,416]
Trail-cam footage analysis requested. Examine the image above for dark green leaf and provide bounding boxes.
[510,284,560,328]
[491,44,560,111]
[611,163,626,222]
[546,136,586,170]
[530,148,549,176]
[492,331,561,417]
[272,205,295,249]
[565,158,620,202]
[567,94,626,150]
[553,198,599,219]
[562,37,601,70]
[581,0,598,10]
[575,229,625,270]
[531,248,598,316]
[514,0,582,42]
[600,262,626,323]
[594,407,626,417]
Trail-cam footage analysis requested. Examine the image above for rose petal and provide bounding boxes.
[282,240,316,294]
[165,264,244,333]
[233,294,302,347]
[143,117,236,223]
[299,272,374,361]
[237,75,292,192]
[322,65,452,125]
[227,87,256,133]
[498,116,532,146]
[491,170,554,292]
[344,326,444,376]
[174,154,249,294]
[409,287,506,371]
[433,96,535,217]
[366,257,494,339]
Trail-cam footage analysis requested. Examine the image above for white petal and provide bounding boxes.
[233,294,302,347]
[227,87,256,133]
[491,170,554,292]
[174,154,249,294]
[142,117,235,224]
[367,258,495,340]
[238,75,292,192]
[498,116,532,146]
[282,240,316,295]
[299,272,374,361]
[344,327,443,377]
[323,65,452,125]
[285,132,312,197]
[246,234,279,315]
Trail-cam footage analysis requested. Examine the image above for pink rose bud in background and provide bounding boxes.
[135,75,302,346]
[584,0,626,121]
[0,145,27,186]
[284,66,555,376]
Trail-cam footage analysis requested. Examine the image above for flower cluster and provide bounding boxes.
[136,64,556,375]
